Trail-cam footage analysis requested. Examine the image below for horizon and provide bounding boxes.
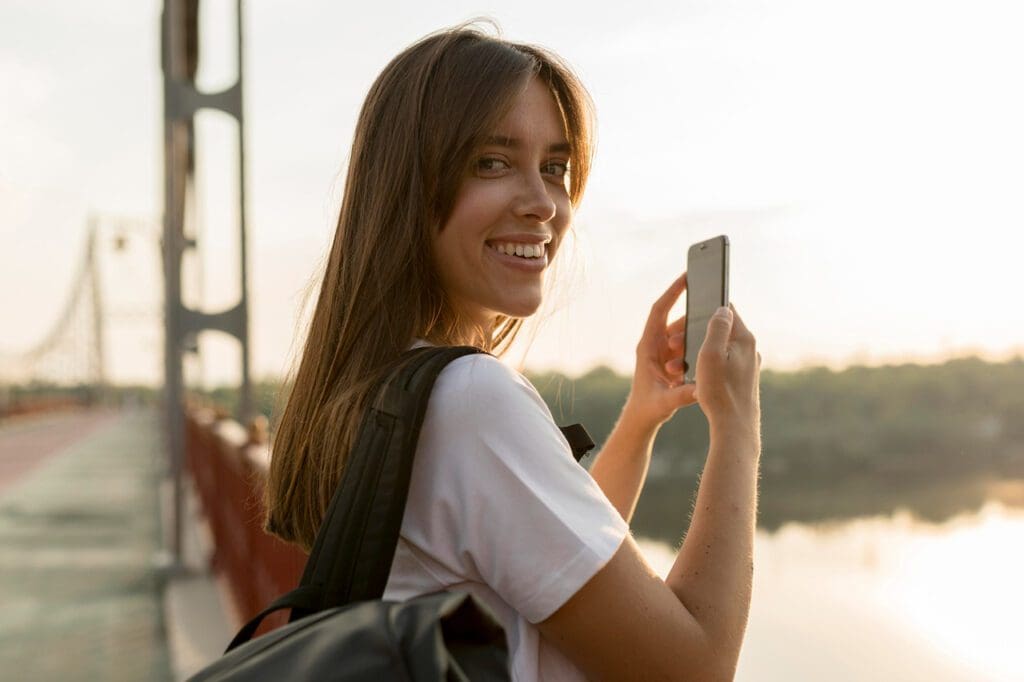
[9,347,1022,392]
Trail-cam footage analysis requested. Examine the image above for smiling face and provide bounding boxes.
[432,76,573,345]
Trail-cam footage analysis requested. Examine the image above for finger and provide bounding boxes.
[670,381,698,403]
[703,305,734,352]
[664,355,684,374]
[729,303,753,333]
[667,332,684,350]
[666,313,687,337]
[728,303,755,346]
[642,273,687,342]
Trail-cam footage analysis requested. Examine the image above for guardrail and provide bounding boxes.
[184,407,307,635]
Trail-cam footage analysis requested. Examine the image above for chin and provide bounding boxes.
[499,299,543,319]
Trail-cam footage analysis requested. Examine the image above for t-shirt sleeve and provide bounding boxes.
[401,353,630,624]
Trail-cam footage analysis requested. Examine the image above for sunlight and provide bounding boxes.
[875,503,1024,679]
[639,502,1024,681]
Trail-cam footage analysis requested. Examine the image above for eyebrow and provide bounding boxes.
[484,134,572,154]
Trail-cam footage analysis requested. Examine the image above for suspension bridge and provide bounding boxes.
[0,2,302,679]
[0,217,106,413]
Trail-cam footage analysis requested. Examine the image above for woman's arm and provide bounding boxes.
[588,272,696,523]
[539,302,762,680]
[586,406,659,524]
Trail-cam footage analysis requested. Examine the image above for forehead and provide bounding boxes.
[490,77,569,145]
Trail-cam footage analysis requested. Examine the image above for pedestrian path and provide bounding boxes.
[0,408,118,493]
[0,408,172,681]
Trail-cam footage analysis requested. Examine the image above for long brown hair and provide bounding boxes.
[265,21,597,551]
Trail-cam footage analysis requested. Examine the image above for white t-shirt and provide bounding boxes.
[383,339,630,680]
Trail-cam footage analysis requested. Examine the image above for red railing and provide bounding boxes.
[184,407,307,635]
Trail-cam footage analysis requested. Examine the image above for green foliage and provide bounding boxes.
[526,355,1024,539]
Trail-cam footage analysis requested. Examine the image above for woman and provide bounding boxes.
[266,22,762,681]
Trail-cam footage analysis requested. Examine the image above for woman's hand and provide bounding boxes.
[624,272,698,429]
[695,304,762,443]
[625,273,762,437]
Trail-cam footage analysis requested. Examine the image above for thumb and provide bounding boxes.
[670,381,698,404]
[703,306,734,352]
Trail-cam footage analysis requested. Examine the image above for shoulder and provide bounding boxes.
[416,351,570,476]
[430,351,553,423]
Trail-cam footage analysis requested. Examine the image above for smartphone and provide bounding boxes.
[684,235,730,384]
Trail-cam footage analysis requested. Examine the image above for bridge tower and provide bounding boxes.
[161,0,252,567]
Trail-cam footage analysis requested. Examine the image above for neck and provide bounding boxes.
[422,318,494,350]
[461,321,494,349]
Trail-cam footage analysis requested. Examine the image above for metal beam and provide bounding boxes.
[161,0,251,569]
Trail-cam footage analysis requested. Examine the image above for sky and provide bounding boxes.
[2,0,1023,387]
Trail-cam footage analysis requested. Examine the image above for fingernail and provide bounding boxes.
[715,306,732,319]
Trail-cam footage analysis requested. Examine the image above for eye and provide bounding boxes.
[475,157,511,176]
[543,160,570,179]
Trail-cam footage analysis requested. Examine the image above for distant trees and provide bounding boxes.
[529,356,1024,537]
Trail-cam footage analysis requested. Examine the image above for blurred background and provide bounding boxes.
[1,1,1022,680]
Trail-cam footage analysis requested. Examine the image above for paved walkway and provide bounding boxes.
[0,408,172,681]
[0,408,119,492]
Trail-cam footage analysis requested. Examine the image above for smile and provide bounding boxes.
[485,242,547,272]
[487,241,547,259]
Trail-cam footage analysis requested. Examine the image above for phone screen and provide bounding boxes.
[684,235,730,384]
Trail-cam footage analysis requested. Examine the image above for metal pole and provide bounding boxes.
[161,0,251,569]
[87,216,108,402]
[236,0,253,425]
[161,0,188,568]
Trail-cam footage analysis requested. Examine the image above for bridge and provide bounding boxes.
[0,2,303,679]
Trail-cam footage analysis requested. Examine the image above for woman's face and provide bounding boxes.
[433,76,573,340]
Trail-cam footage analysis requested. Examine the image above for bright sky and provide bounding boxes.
[2,0,1023,387]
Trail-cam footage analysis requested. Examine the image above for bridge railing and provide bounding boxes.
[184,406,307,634]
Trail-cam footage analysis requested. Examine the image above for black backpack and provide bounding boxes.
[187,345,597,681]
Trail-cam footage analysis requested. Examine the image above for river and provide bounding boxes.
[638,501,1024,681]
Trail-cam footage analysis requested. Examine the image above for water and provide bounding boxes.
[638,502,1024,681]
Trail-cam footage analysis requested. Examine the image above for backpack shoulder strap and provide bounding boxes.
[225,584,322,652]
[295,345,486,617]
[558,422,595,462]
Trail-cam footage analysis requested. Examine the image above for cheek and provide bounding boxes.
[447,181,506,228]
[554,196,573,234]
[557,194,572,221]
[548,206,572,260]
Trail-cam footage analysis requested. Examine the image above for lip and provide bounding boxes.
[485,243,547,272]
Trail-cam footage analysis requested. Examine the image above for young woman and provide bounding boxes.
[266,22,762,681]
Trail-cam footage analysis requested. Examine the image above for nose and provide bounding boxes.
[513,171,557,224]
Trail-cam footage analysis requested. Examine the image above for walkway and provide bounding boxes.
[0,408,172,681]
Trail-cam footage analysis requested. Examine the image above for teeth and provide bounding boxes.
[489,241,545,259]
